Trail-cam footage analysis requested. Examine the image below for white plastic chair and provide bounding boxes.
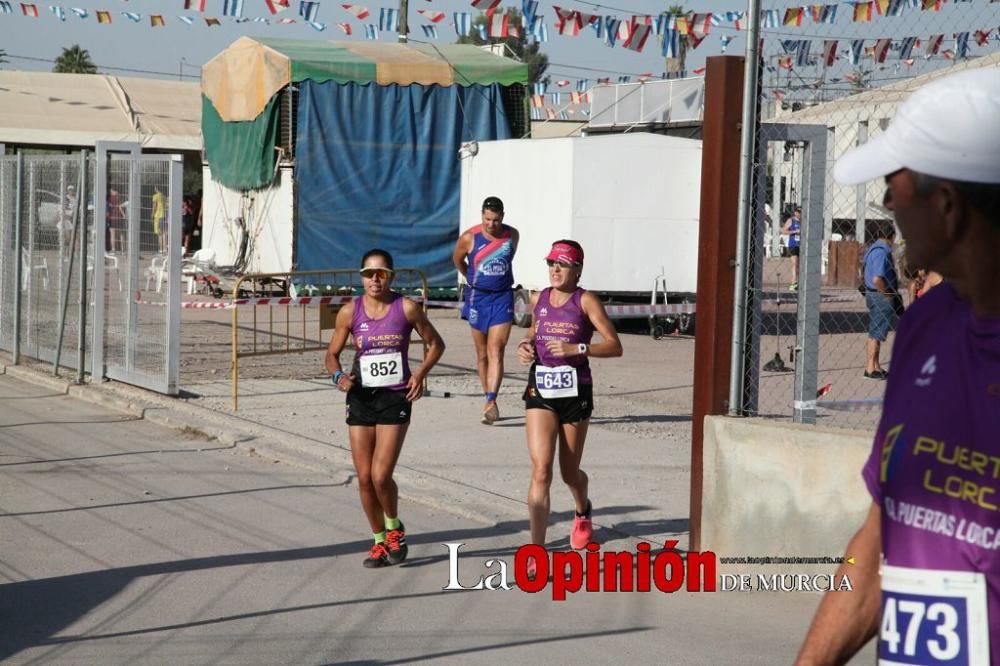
[182,248,218,295]
[145,255,170,293]
[89,253,122,291]
[20,248,49,291]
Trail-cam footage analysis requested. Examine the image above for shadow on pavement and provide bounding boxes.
[2,509,647,662]
[0,509,661,661]
[0,417,141,430]
[0,482,341,517]
[330,626,655,665]
[0,443,234,469]
[611,518,690,542]
[590,414,692,425]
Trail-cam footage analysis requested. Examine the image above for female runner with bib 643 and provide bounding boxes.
[516,240,622,568]
[325,249,445,569]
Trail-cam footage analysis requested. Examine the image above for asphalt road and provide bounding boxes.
[0,374,876,665]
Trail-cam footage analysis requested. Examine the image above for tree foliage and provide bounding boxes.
[455,10,549,85]
[664,5,689,74]
[53,45,98,74]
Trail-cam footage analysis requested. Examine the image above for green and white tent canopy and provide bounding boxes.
[203,36,529,122]
[201,36,528,190]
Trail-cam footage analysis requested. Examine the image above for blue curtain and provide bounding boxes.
[295,81,512,285]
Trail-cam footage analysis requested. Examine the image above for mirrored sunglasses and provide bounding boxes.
[360,267,393,280]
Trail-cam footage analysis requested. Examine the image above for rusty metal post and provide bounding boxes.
[690,56,745,552]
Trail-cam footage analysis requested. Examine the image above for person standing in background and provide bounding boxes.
[782,206,802,291]
[152,186,167,255]
[861,221,900,380]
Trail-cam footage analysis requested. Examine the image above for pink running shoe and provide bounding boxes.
[570,504,593,550]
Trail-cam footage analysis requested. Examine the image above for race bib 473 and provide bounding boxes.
[878,564,989,666]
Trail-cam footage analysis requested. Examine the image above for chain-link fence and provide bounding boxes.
[0,148,182,394]
[100,155,180,386]
[0,154,94,375]
[735,1,999,430]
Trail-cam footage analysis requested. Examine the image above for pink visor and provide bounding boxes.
[544,242,584,265]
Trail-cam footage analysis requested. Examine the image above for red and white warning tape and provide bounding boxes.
[138,293,698,318]
[770,294,861,305]
[134,294,358,309]
[816,398,884,412]
[601,302,696,318]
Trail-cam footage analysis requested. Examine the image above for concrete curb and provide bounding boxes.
[1,361,522,527]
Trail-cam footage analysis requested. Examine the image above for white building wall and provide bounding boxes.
[461,133,701,295]
[201,164,294,274]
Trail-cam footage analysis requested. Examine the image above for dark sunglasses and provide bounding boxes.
[360,267,393,280]
[546,259,578,269]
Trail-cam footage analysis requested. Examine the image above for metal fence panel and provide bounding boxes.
[100,150,181,395]
[0,148,179,395]
[0,154,95,373]
[733,2,994,430]
[0,157,16,354]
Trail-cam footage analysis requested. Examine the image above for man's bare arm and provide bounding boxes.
[796,502,882,665]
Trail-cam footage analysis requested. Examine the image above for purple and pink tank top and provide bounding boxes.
[350,294,413,392]
[533,287,595,385]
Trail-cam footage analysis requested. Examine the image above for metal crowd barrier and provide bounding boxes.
[230,267,429,411]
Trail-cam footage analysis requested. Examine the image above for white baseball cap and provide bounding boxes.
[833,68,1000,185]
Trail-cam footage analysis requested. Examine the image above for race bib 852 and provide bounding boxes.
[360,352,404,388]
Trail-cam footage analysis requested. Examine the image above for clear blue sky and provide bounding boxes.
[0,0,996,92]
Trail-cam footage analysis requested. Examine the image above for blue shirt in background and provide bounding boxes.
[863,239,898,292]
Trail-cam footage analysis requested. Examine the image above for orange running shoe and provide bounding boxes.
[363,542,391,568]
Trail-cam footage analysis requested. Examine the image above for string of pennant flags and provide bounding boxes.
[3,0,998,98]
[3,0,997,40]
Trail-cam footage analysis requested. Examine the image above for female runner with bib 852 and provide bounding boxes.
[516,240,622,572]
[325,249,445,569]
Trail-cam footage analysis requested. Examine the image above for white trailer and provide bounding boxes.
[460,132,702,331]
[201,164,295,275]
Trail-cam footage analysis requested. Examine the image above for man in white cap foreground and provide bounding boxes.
[796,68,1000,664]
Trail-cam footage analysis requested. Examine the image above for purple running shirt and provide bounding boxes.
[350,294,413,392]
[861,281,1000,664]
[533,287,595,385]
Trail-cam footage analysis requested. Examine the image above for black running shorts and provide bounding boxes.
[346,387,412,426]
[523,365,594,424]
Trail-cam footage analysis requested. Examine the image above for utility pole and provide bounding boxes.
[398,0,408,42]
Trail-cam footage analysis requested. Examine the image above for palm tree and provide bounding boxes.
[846,67,871,91]
[664,4,689,76]
[53,45,98,74]
[456,10,548,85]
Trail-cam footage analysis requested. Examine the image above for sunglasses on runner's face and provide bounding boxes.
[360,268,393,280]
[546,259,577,269]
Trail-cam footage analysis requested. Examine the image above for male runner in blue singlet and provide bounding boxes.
[453,196,519,424]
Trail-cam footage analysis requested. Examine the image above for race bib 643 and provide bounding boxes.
[534,365,578,399]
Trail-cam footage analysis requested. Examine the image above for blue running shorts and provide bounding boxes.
[462,289,514,333]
